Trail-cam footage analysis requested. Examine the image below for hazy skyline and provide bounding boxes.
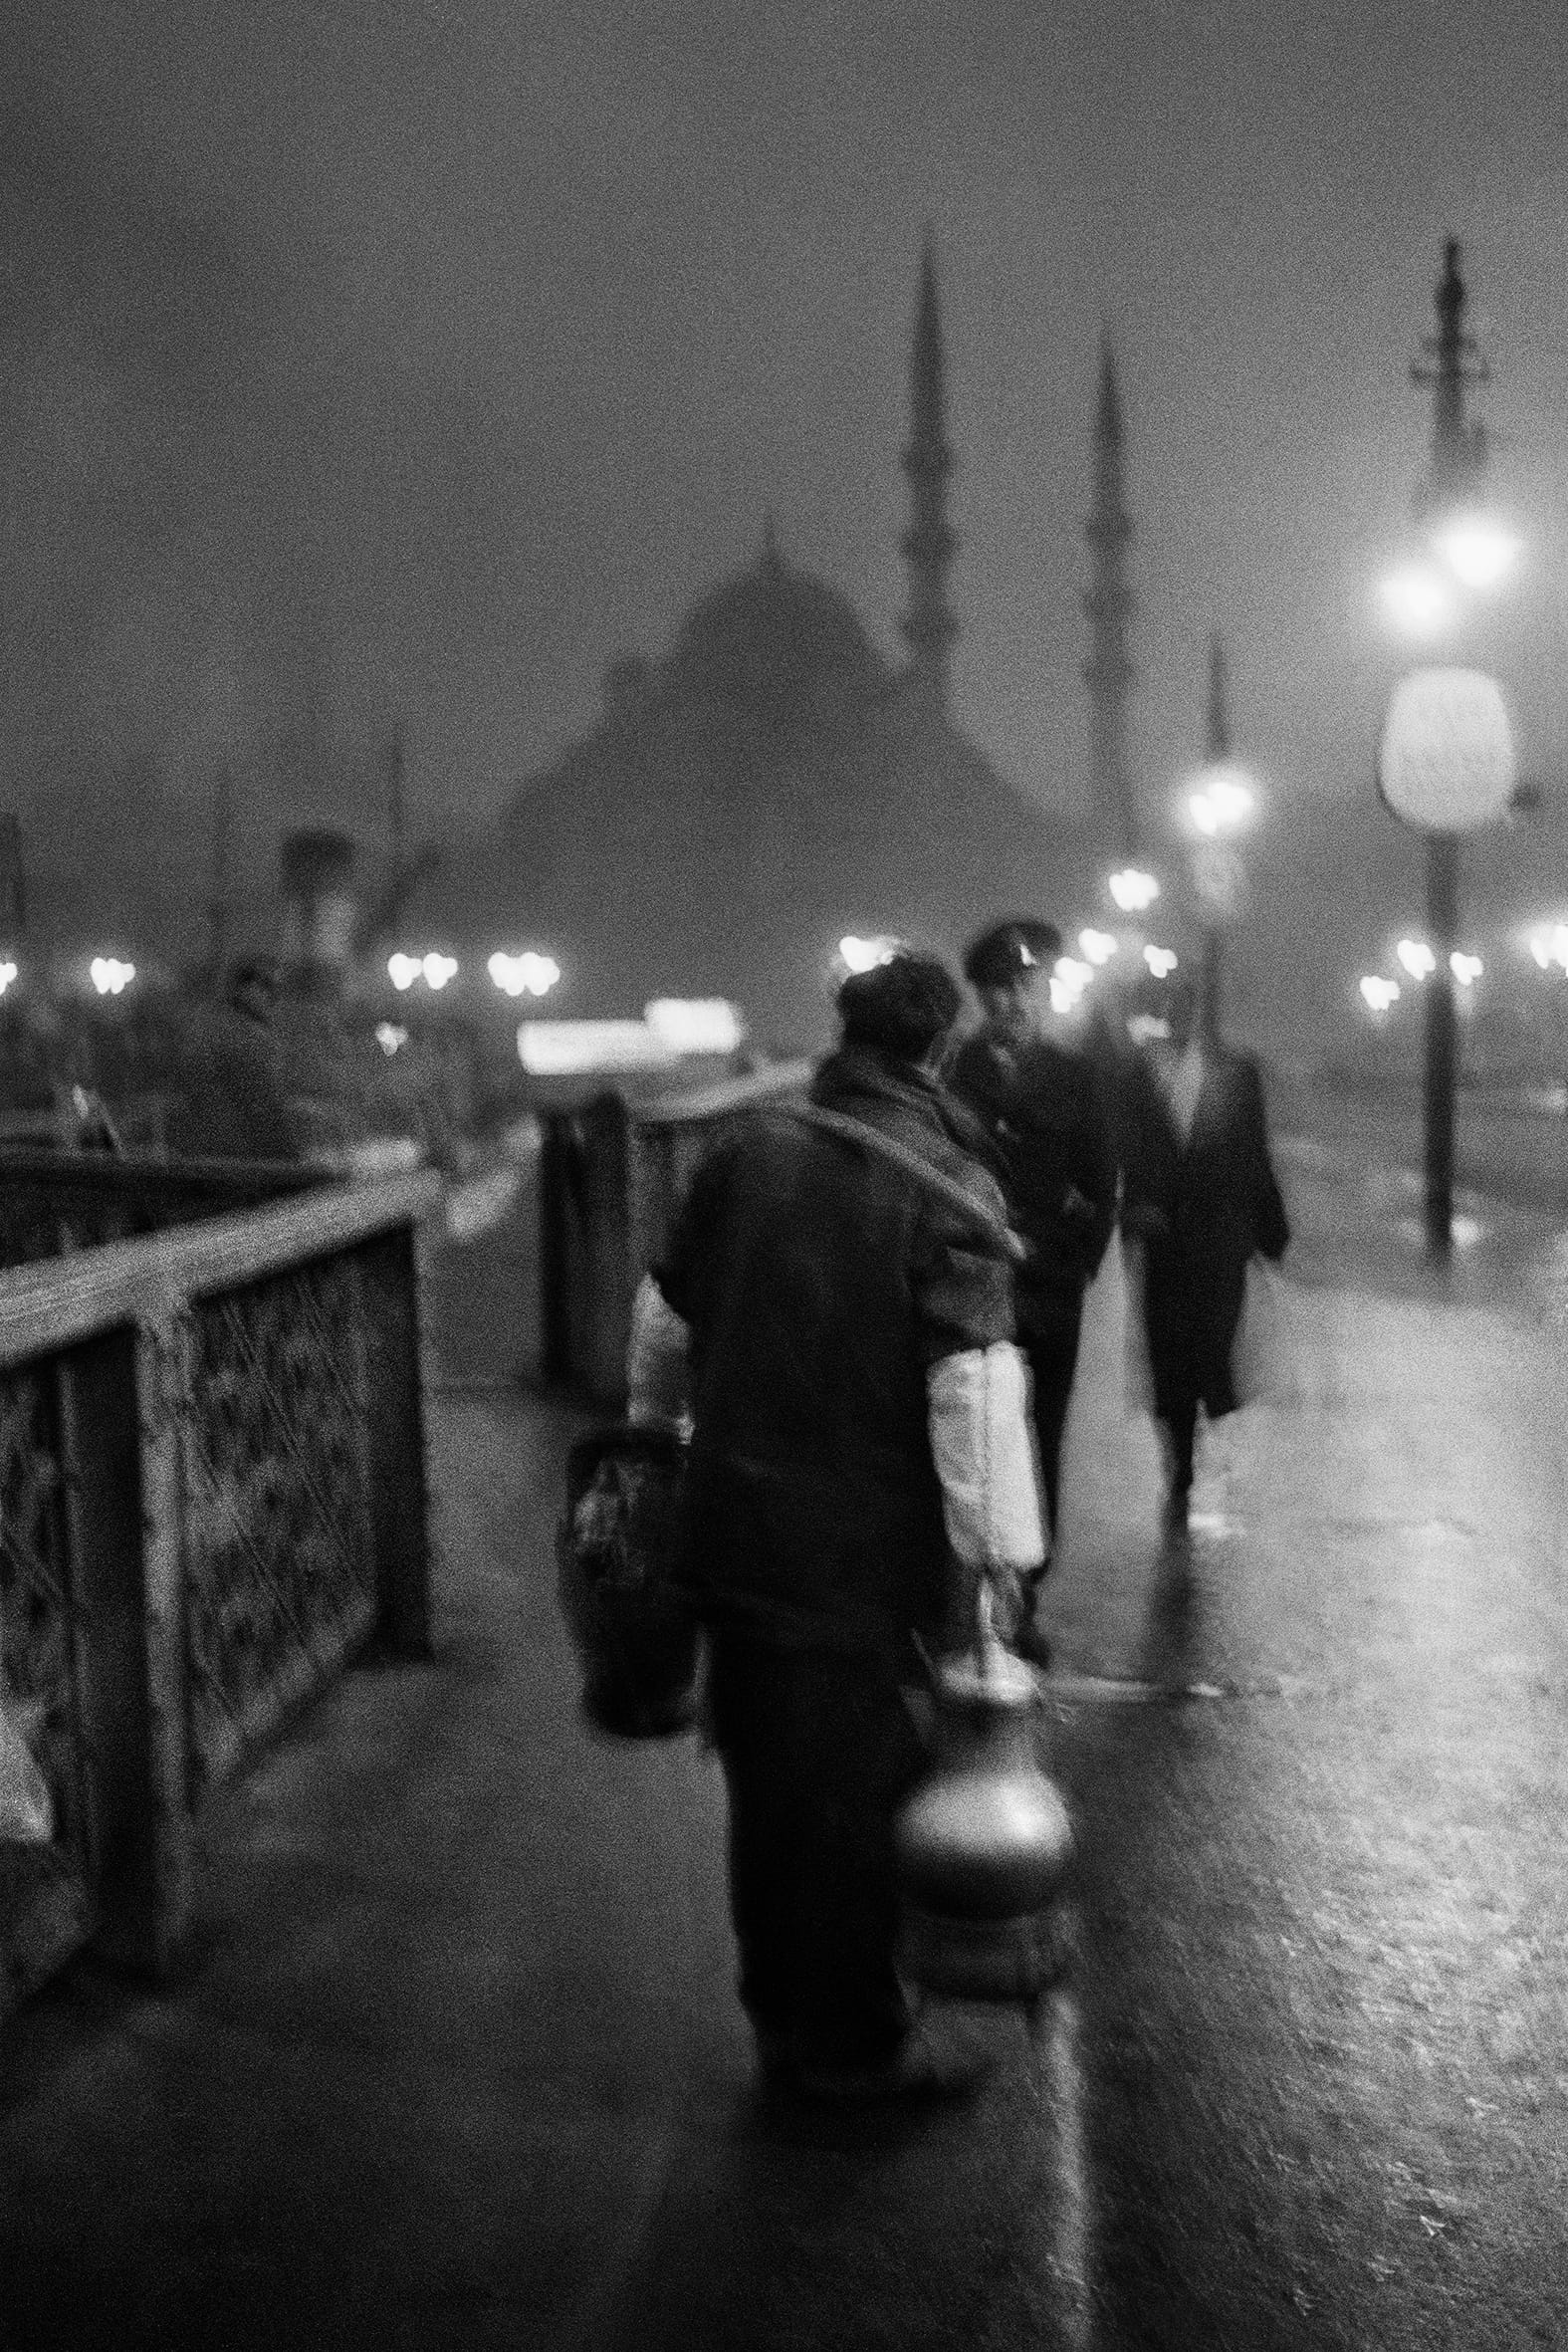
[5,0,1567,1010]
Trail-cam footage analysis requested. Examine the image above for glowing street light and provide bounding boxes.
[1396,937,1437,981]
[388,950,459,991]
[1049,956,1093,1017]
[1450,951,1483,987]
[1431,511,1519,593]
[0,961,17,997]
[1188,765,1255,837]
[837,934,901,974]
[1078,928,1118,966]
[1144,945,1179,979]
[1107,868,1159,915]
[1379,564,1456,640]
[1360,976,1402,1014]
[91,956,135,996]
[489,950,560,999]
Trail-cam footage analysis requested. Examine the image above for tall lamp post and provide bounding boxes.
[1189,633,1253,1043]
[1378,240,1519,1263]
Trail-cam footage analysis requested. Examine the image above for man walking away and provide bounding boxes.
[1120,973,1290,1533]
[626,948,1046,2107]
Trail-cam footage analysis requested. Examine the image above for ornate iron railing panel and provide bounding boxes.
[0,1169,439,2016]
[0,1363,95,2008]
[182,1255,375,1806]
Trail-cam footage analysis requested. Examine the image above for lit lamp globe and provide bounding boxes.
[1377,668,1517,836]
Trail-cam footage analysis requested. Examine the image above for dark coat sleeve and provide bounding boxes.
[1238,1059,1290,1262]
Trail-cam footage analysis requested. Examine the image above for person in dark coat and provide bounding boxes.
[1120,973,1290,1532]
[169,956,304,1163]
[625,948,1045,2105]
[946,919,1116,1649]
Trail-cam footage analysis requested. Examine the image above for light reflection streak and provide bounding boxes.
[1041,1982,1094,2352]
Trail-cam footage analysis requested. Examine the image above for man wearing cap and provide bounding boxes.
[947,919,1117,1649]
[169,956,304,1163]
[625,947,1046,2106]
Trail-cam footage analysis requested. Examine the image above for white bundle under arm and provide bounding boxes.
[625,1273,693,1431]
[926,1342,1047,1569]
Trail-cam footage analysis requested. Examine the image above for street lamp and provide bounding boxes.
[1187,635,1255,1042]
[1376,240,1517,1263]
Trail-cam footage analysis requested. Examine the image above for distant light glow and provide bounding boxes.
[518,1020,675,1075]
[1108,868,1160,914]
[1078,929,1118,966]
[1360,976,1401,1014]
[1451,952,1483,987]
[1144,945,1179,978]
[90,957,134,996]
[1380,564,1455,638]
[1396,937,1437,981]
[389,950,459,991]
[1432,513,1519,593]
[0,961,16,996]
[644,999,745,1055]
[489,950,560,999]
[375,1022,408,1057]
[838,934,901,973]
[1049,956,1094,1016]
[1190,766,1255,837]
[1528,924,1568,974]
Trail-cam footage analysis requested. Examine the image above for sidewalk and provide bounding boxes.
[1,1140,1565,2350]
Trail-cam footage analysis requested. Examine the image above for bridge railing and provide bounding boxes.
[0,1147,330,1273]
[0,1169,442,2019]
[536,1061,813,1401]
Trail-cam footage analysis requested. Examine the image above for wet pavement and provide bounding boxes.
[2,1103,1566,2350]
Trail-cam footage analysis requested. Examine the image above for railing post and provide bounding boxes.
[133,1303,196,1973]
[359,1226,434,1658]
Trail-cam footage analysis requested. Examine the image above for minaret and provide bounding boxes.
[900,234,958,715]
[207,764,232,986]
[1083,337,1138,859]
[1205,630,1231,764]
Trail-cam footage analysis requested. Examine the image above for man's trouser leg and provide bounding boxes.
[1022,1321,1083,1544]
[706,1634,925,2071]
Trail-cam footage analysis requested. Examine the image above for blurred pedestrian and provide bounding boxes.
[947,918,1116,1653]
[168,956,304,1163]
[1120,974,1290,1533]
[625,947,1046,2106]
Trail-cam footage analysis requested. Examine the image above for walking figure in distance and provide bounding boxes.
[1119,972,1290,1533]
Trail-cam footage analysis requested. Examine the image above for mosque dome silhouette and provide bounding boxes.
[668,529,892,713]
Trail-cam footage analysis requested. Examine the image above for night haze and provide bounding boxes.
[6,0,1568,1052]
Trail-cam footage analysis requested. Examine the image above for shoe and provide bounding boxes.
[786,2027,998,2109]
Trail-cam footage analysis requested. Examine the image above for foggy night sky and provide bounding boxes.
[5,0,1568,1010]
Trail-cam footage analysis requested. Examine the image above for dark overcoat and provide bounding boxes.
[654,1044,1016,1662]
[945,1024,1117,1348]
[1120,1046,1290,1420]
